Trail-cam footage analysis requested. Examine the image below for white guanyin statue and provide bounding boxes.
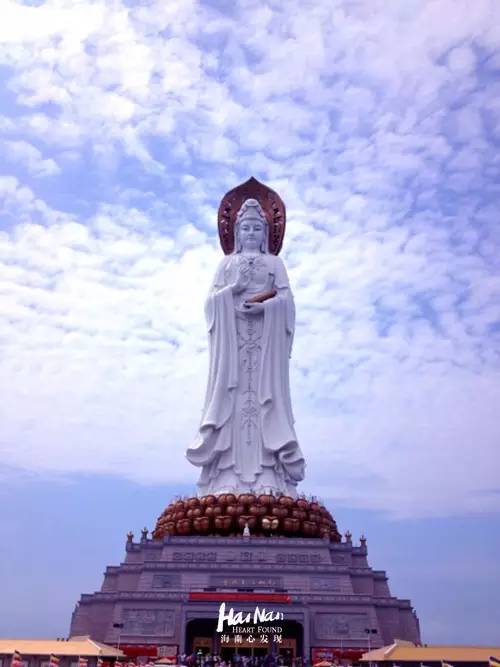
[186,195,305,497]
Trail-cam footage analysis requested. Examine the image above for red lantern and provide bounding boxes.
[215,515,233,534]
[227,504,245,516]
[176,518,192,535]
[249,504,266,517]
[302,520,319,537]
[283,517,300,534]
[194,517,211,534]
[238,493,256,507]
[272,506,288,518]
[238,515,257,530]
[258,494,276,507]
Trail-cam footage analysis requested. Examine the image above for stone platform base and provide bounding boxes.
[70,530,420,657]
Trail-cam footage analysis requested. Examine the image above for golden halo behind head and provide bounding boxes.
[217,176,286,255]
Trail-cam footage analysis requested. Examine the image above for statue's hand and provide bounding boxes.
[231,270,250,294]
[242,302,265,315]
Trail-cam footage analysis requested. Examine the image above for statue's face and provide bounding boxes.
[238,215,265,252]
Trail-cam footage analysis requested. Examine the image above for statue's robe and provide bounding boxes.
[186,253,305,496]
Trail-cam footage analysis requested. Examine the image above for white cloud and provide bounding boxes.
[447,45,477,76]
[3,139,60,177]
[0,0,499,518]
[0,180,499,518]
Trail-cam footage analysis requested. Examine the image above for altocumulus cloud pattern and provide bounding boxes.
[0,0,499,518]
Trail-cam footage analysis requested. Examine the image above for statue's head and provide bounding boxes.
[234,198,268,253]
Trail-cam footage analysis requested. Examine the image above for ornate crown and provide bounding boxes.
[217,177,286,255]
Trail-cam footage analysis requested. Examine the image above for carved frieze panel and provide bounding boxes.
[210,575,283,588]
[170,550,322,566]
[314,612,369,639]
[172,551,217,562]
[152,574,180,589]
[311,577,340,591]
[121,608,175,636]
[276,553,322,565]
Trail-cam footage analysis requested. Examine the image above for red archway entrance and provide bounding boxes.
[184,619,303,663]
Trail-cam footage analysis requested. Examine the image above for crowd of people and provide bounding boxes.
[176,653,308,667]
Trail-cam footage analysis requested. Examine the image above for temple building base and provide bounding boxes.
[70,530,420,660]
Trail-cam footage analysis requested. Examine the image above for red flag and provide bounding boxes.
[11,651,23,667]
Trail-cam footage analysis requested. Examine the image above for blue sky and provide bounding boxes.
[0,0,500,644]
